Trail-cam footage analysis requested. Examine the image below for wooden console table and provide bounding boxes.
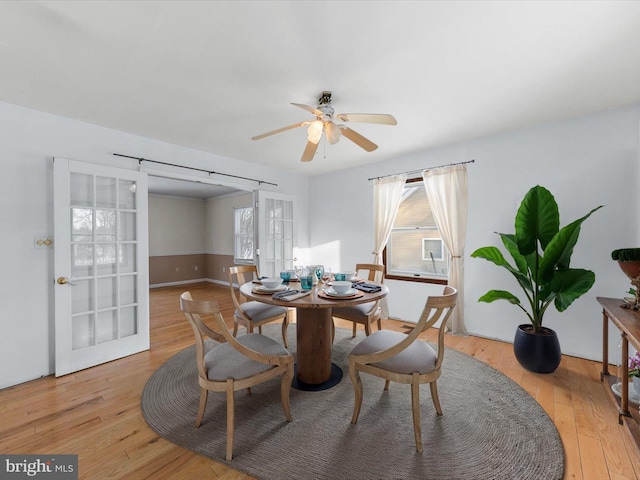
[599,296,640,453]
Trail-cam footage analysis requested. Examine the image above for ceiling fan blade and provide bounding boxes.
[340,127,378,152]
[251,122,306,141]
[291,103,323,117]
[336,113,397,125]
[301,141,318,162]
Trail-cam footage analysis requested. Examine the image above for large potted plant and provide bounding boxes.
[471,185,603,373]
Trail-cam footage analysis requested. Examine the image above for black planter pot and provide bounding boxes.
[513,324,561,373]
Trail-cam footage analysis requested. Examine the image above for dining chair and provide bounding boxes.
[332,263,385,338]
[179,291,294,461]
[228,265,290,347]
[348,286,458,453]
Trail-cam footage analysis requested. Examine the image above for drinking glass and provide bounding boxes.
[314,265,324,283]
[280,271,291,284]
[323,267,332,283]
[300,275,313,290]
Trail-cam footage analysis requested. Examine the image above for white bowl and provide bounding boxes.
[261,277,283,289]
[335,272,355,281]
[331,281,352,294]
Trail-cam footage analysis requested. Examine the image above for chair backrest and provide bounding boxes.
[414,286,457,370]
[372,286,456,369]
[355,263,384,283]
[228,265,258,307]
[180,291,228,380]
[351,286,457,370]
[181,291,291,373]
[354,264,385,314]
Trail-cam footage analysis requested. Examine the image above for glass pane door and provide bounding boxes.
[54,158,149,376]
[257,191,295,278]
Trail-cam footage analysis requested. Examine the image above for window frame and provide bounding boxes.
[233,205,255,264]
[383,177,448,285]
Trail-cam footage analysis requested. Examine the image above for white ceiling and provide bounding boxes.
[1,0,640,180]
[146,175,241,199]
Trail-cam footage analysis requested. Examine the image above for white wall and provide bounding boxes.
[2,99,638,389]
[149,195,206,255]
[310,105,640,362]
[0,101,309,389]
[205,191,253,255]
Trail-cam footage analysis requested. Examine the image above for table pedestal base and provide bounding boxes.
[292,363,343,391]
[294,307,344,390]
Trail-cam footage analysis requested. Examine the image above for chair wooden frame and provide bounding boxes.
[180,291,294,461]
[332,263,385,338]
[349,286,458,453]
[228,265,290,347]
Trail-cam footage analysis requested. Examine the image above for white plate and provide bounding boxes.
[324,287,357,297]
[611,382,640,404]
[257,285,287,293]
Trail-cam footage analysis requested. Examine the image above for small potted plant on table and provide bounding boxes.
[611,248,640,309]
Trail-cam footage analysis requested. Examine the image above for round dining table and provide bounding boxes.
[239,280,389,391]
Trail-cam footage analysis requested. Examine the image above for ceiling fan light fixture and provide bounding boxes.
[252,91,396,162]
[307,120,323,144]
[325,121,341,145]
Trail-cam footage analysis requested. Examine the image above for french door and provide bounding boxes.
[53,158,149,376]
[256,191,295,278]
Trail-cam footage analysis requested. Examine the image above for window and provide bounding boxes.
[234,206,254,263]
[422,238,444,261]
[384,179,448,283]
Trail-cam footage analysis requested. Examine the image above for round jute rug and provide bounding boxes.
[142,326,564,480]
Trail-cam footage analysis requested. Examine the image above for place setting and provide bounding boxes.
[251,277,290,295]
[318,280,364,300]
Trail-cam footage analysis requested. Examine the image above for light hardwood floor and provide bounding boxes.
[1,282,639,479]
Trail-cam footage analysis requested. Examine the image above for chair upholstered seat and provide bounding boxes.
[332,301,377,321]
[205,333,289,381]
[236,302,288,324]
[350,330,437,375]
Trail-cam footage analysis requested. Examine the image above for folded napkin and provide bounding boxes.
[272,289,312,301]
[352,282,382,293]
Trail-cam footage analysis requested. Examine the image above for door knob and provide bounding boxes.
[56,276,76,286]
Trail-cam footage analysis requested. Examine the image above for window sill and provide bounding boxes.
[385,274,447,285]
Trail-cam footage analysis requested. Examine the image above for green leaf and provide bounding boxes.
[515,186,559,255]
[471,245,532,289]
[550,269,596,311]
[470,246,510,266]
[499,233,528,274]
[478,290,521,305]
[538,205,603,283]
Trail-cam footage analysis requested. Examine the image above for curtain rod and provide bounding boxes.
[368,159,475,181]
[113,153,278,186]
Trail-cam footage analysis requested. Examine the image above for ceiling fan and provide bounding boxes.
[251,91,397,162]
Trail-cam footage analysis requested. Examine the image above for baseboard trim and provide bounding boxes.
[150,278,231,289]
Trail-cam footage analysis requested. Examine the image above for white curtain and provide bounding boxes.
[372,174,407,318]
[422,165,468,335]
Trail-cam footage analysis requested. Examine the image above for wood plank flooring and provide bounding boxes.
[1,282,639,479]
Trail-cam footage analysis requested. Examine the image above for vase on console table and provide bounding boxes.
[634,377,640,396]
